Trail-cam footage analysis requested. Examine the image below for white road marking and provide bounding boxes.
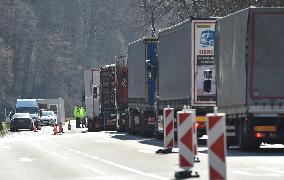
[233,171,253,176]
[100,159,168,180]
[234,171,281,177]
[91,156,99,160]
[83,153,90,157]
[138,149,155,154]
[257,166,284,174]
[1,145,11,149]
[78,163,107,176]
[95,140,116,143]
[75,150,82,154]
[33,144,68,159]
[19,157,34,162]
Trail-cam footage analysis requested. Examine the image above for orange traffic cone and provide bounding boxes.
[59,123,64,133]
[53,124,58,135]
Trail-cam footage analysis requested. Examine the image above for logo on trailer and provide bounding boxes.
[200,30,215,47]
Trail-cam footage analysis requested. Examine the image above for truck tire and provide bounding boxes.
[139,112,144,137]
[129,109,135,134]
[238,119,260,151]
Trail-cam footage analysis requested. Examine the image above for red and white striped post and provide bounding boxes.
[175,106,199,178]
[163,107,175,149]
[187,106,199,162]
[207,107,227,180]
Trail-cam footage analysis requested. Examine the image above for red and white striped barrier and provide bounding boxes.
[177,109,194,169]
[207,108,227,180]
[163,107,174,149]
[187,107,199,162]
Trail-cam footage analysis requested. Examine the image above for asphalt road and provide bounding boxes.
[1,122,284,180]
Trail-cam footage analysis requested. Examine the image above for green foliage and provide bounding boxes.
[0,0,136,117]
[134,0,284,36]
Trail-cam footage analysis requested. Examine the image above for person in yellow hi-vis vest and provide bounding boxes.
[74,105,80,128]
[79,106,86,128]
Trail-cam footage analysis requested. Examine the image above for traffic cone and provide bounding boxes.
[53,124,58,135]
[59,123,64,133]
[33,124,38,132]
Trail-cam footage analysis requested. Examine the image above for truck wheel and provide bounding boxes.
[238,119,260,151]
[139,113,144,137]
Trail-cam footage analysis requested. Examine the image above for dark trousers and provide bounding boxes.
[76,117,80,128]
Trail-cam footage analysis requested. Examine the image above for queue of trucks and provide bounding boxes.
[84,7,284,150]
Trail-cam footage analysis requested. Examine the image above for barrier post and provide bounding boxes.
[174,106,199,178]
[206,107,227,180]
[156,106,175,154]
[187,106,200,163]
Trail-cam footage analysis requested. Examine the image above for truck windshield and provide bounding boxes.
[16,107,38,114]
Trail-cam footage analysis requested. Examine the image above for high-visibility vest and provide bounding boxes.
[76,109,81,118]
[79,108,85,118]
[83,109,86,117]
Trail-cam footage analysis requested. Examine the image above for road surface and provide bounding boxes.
[1,122,284,180]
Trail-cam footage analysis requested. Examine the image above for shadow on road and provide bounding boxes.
[199,145,284,156]
[109,132,165,147]
[107,131,284,156]
[108,131,206,150]
[107,131,176,148]
[228,146,284,156]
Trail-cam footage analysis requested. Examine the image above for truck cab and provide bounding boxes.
[16,99,40,128]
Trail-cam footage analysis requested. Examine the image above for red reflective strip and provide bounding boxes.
[210,133,225,162]
[165,109,172,118]
[210,165,224,180]
[167,139,174,148]
[180,155,192,167]
[179,113,190,125]
[208,116,221,131]
[181,127,193,152]
[166,121,173,136]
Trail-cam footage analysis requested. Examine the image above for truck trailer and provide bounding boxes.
[215,7,284,150]
[84,68,102,131]
[100,64,116,130]
[158,18,216,138]
[115,56,128,132]
[37,98,65,125]
[127,37,158,137]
